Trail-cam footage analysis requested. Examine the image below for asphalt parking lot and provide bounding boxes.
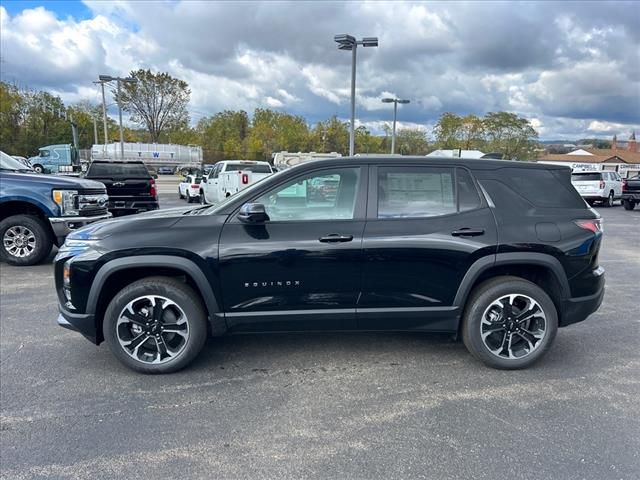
[1,179,639,479]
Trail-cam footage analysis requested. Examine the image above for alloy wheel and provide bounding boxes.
[116,295,190,365]
[480,294,547,360]
[3,226,36,258]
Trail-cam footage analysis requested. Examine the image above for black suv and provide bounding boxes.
[54,157,605,373]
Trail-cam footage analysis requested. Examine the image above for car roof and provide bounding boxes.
[286,156,570,171]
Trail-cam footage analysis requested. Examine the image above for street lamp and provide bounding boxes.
[334,34,379,156]
[98,75,137,159]
[382,97,410,154]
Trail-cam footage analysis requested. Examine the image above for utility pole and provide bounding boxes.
[95,80,109,156]
[93,117,99,145]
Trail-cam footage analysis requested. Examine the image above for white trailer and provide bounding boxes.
[91,142,203,170]
[201,160,274,204]
[272,151,341,170]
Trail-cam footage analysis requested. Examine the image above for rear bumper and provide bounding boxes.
[560,267,605,327]
[49,213,112,245]
[622,193,640,201]
[57,304,98,344]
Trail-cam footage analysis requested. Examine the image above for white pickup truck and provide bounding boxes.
[201,160,274,204]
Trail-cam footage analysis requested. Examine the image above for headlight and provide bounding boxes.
[52,190,79,216]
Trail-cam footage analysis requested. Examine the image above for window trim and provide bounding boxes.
[227,165,368,224]
[367,164,486,221]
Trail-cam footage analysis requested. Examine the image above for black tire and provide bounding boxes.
[199,191,206,205]
[178,188,184,199]
[0,215,53,266]
[103,276,208,374]
[461,276,558,370]
[623,199,636,210]
[186,192,194,203]
[33,164,44,174]
[604,191,614,207]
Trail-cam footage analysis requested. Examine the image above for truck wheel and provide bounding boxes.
[461,276,558,370]
[199,191,206,204]
[623,199,636,210]
[103,277,208,374]
[0,215,53,266]
[33,164,44,174]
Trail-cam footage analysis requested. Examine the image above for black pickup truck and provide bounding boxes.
[622,175,640,210]
[84,161,159,216]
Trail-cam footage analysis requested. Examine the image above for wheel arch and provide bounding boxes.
[88,256,223,343]
[454,253,570,325]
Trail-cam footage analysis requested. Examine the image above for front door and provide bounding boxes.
[218,166,367,332]
[358,165,498,331]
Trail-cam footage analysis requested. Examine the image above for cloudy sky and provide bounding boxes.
[1,0,638,140]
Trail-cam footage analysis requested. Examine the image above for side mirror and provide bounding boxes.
[238,203,270,224]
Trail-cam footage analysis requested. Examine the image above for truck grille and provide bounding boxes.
[76,189,109,216]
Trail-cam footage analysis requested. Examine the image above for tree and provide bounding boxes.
[196,110,249,161]
[483,112,538,160]
[117,69,191,143]
[395,128,430,155]
[310,116,349,154]
[433,112,463,149]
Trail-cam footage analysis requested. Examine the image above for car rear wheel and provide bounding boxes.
[604,191,614,207]
[103,277,208,374]
[623,199,636,210]
[462,276,558,369]
[32,164,44,174]
[0,215,53,266]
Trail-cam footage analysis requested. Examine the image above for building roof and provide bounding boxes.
[583,149,640,163]
[426,149,485,159]
[540,154,615,164]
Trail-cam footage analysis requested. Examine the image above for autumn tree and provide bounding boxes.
[483,111,538,160]
[116,69,191,143]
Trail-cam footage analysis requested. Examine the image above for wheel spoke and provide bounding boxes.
[162,322,188,338]
[122,311,148,327]
[124,333,149,355]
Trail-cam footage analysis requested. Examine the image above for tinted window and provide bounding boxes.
[457,168,482,212]
[378,167,455,218]
[87,162,149,177]
[226,163,272,174]
[572,173,602,182]
[255,168,360,221]
[502,168,585,208]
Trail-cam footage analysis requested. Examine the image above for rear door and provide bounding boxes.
[218,165,367,332]
[358,164,497,331]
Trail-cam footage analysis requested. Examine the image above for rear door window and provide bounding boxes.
[377,167,456,218]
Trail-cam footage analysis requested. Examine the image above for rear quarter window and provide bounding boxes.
[571,173,602,182]
[487,167,585,209]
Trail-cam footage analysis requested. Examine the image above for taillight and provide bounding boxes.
[191,184,199,188]
[150,178,157,198]
[599,180,605,189]
[242,173,249,185]
[575,219,602,233]
[622,179,627,192]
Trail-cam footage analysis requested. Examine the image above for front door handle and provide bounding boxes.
[451,228,485,237]
[319,234,354,243]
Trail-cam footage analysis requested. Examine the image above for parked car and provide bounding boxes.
[570,171,623,207]
[201,160,273,204]
[178,174,203,202]
[11,155,31,169]
[54,156,604,373]
[157,166,174,175]
[622,174,640,210]
[83,161,159,217]
[0,150,109,266]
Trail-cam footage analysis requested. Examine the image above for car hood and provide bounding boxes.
[1,172,105,190]
[66,205,210,241]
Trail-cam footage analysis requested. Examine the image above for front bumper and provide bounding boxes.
[57,304,98,344]
[49,213,112,245]
[560,267,605,327]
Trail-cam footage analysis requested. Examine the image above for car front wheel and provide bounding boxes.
[462,276,558,369]
[103,277,208,374]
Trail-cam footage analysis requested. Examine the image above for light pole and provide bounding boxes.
[99,75,137,159]
[334,34,378,156]
[382,97,410,154]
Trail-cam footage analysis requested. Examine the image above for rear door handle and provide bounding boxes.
[451,228,485,237]
[319,234,354,243]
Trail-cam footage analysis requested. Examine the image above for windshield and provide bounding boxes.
[0,151,32,171]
